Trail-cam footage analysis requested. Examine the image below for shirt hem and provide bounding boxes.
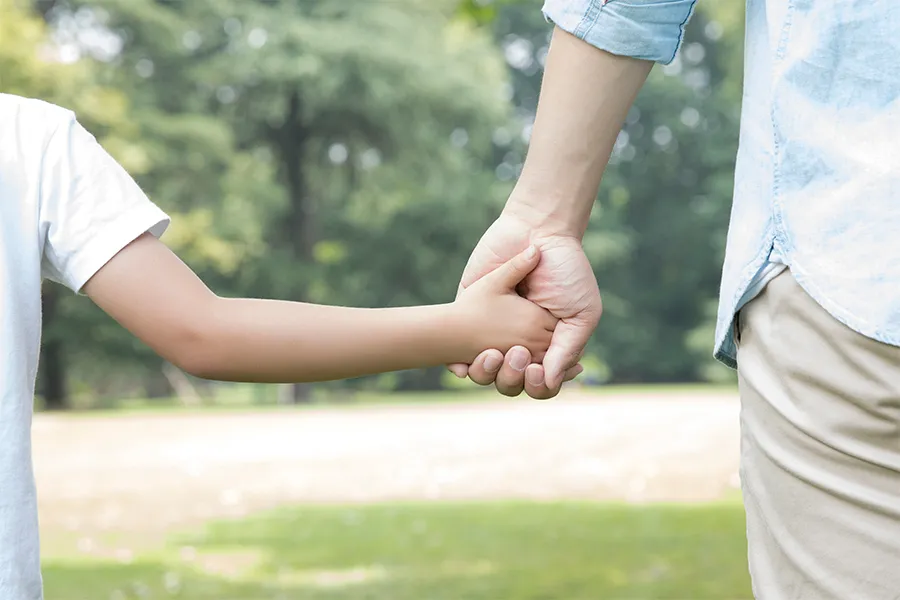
[712,235,779,369]
[541,0,697,65]
[66,206,170,294]
[714,257,900,369]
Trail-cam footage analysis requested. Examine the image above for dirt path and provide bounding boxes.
[32,390,741,546]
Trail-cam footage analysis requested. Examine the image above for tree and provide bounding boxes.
[481,1,745,383]
[29,0,748,404]
[40,0,513,401]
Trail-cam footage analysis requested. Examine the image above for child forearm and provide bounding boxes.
[187,298,469,383]
[86,233,554,385]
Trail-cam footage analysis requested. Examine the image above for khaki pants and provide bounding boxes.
[736,271,900,599]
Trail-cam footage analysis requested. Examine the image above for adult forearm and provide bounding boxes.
[509,26,653,238]
[186,299,465,383]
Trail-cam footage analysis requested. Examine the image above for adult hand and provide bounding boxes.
[447,27,649,398]
[449,205,602,399]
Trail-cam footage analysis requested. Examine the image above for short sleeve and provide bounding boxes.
[39,114,170,293]
[542,0,698,65]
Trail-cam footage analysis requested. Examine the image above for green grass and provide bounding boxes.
[52,381,508,415]
[43,501,751,599]
[590,383,738,396]
[48,382,738,416]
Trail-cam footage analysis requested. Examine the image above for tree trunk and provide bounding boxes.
[396,367,446,392]
[277,382,314,405]
[40,285,68,410]
[161,363,204,407]
[33,0,63,20]
[276,90,315,403]
[144,369,175,399]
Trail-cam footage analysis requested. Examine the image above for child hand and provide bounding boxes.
[453,245,558,362]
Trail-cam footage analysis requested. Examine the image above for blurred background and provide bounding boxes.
[5,0,750,597]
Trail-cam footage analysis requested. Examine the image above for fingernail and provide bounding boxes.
[526,368,544,387]
[525,245,537,259]
[483,355,502,372]
[510,350,528,372]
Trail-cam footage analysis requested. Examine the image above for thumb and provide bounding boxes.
[542,318,594,390]
[483,245,540,291]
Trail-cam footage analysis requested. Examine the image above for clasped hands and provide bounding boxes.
[449,203,602,400]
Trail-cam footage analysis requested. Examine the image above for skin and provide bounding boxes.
[451,27,653,399]
[84,235,557,383]
[82,26,652,394]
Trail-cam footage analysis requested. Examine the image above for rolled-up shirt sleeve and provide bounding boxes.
[542,0,698,65]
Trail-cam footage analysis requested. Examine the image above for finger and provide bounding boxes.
[495,346,530,397]
[523,364,558,400]
[543,318,597,390]
[543,304,601,390]
[562,363,584,382]
[482,245,539,291]
[466,349,504,386]
[447,362,469,378]
[523,362,584,400]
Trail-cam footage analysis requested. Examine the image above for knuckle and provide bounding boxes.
[469,371,497,386]
[497,384,523,397]
[525,386,552,400]
[496,371,525,396]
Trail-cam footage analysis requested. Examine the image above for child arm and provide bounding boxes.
[83,233,556,383]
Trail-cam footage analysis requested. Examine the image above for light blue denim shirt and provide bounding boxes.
[543,0,900,368]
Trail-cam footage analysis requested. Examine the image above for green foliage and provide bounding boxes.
[34,0,514,399]
[456,0,527,25]
[27,0,748,402]
[43,501,752,599]
[589,11,740,382]
[487,3,743,383]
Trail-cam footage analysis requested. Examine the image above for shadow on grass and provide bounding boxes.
[43,501,752,600]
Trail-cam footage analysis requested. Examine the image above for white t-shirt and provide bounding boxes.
[0,94,169,598]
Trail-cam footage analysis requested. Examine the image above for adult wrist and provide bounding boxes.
[502,182,593,240]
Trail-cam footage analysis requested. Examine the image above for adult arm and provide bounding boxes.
[454,0,698,398]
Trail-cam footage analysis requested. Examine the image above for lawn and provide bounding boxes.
[50,381,738,415]
[43,501,752,600]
